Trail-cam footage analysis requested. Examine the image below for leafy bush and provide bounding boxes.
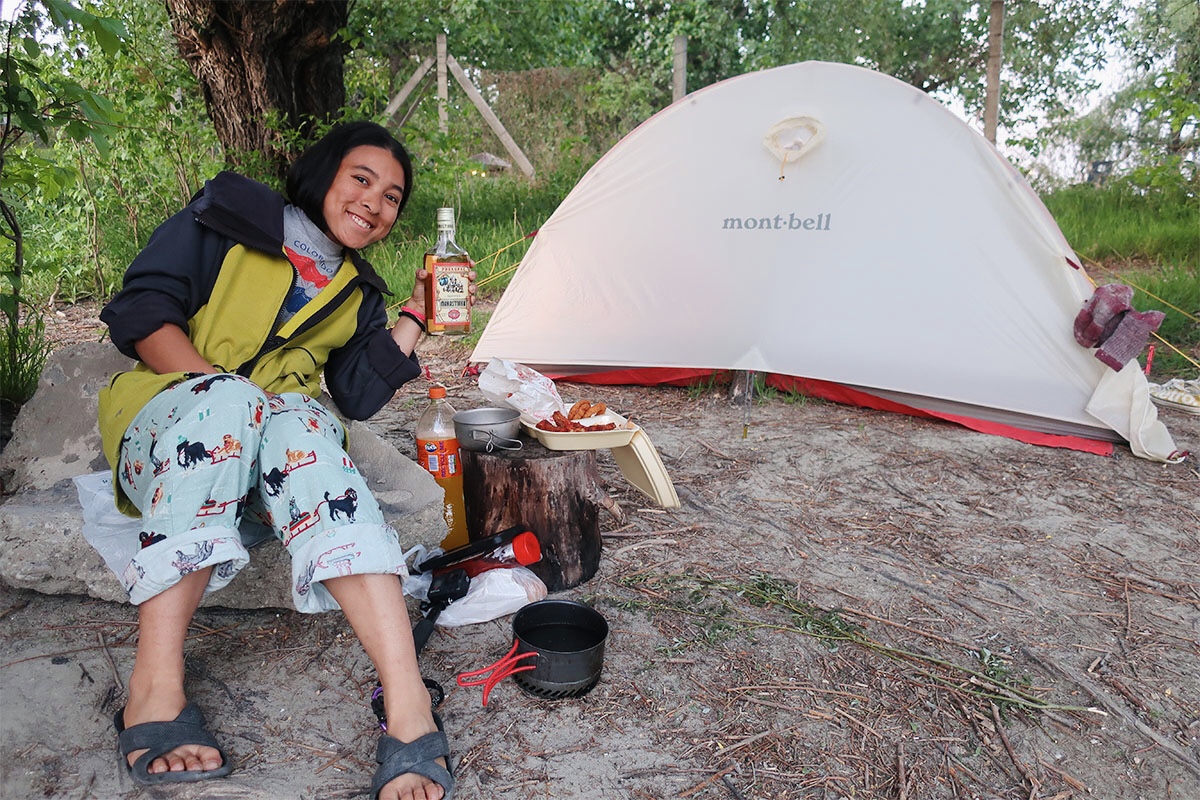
[0,313,51,406]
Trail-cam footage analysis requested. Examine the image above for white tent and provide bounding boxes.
[471,61,1178,460]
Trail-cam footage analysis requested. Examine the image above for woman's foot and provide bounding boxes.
[120,683,224,776]
[376,708,449,800]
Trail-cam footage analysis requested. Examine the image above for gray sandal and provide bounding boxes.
[370,712,454,799]
[115,702,233,785]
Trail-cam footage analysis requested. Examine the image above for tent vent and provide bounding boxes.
[764,117,824,172]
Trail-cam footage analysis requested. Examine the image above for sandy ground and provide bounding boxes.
[1,305,1198,799]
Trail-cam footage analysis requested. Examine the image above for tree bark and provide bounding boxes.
[984,0,1005,144]
[460,445,607,592]
[164,0,348,177]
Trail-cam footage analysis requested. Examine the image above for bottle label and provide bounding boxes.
[429,260,472,331]
[415,437,461,479]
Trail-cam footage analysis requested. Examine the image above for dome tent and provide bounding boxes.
[470,61,1178,461]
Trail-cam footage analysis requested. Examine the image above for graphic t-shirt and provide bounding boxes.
[280,205,345,322]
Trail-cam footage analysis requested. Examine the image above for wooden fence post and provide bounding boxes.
[383,56,434,125]
[382,35,534,178]
[437,33,449,134]
[446,55,536,178]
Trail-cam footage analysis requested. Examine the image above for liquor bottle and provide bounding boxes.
[414,385,469,549]
[423,207,472,336]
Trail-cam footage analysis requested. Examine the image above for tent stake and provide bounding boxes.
[729,370,755,438]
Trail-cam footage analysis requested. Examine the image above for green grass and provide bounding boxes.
[1042,184,1199,379]
[1043,184,1199,267]
[0,315,51,405]
[1096,263,1200,379]
[365,159,585,305]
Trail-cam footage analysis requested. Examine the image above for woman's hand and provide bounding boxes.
[391,265,478,354]
[407,268,429,311]
[408,266,478,311]
[134,324,217,376]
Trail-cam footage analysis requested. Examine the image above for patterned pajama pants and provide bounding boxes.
[116,373,407,612]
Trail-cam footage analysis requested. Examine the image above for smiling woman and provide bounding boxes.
[89,121,463,800]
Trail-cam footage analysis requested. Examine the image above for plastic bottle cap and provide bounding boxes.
[511,531,542,565]
[429,385,447,399]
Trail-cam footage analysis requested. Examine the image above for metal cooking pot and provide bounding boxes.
[511,599,608,699]
[456,599,609,704]
[453,407,523,452]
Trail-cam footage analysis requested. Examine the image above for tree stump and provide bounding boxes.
[461,442,613,591]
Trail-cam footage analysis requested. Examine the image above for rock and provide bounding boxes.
[0,343,446,610]
[0,341,126,492]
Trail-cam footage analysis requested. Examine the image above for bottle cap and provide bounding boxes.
[428,385,447,399]
[436,207,455,229]
[511,531,542,565]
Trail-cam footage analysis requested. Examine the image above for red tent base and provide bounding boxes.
[549,367,1115,457]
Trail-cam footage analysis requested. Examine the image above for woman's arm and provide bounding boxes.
[133,323,218,375]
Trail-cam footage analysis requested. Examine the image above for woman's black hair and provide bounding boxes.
[286,121,414,238]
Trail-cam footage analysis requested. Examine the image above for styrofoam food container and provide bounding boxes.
[520,409,638,450]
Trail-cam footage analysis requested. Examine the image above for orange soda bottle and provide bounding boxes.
[415,385,469,549]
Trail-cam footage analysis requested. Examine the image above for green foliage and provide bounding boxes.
[1047,0,1198,189]
[0,312,50,404]
[1120,264,1200,380]
[1,0,129,404]
[1043,183,1200,378]
[609,0,1124,134]
[346,0,617,73]
[9,0,223,304]
[1045,183,1200,265]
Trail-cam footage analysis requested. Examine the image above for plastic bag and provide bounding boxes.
[73,471,143,576]
[435,566,548,627]
[477,359,566,423]
[400,544,434,599]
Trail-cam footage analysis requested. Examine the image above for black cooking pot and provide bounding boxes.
[457,599,609,704]
[512,599,609,699]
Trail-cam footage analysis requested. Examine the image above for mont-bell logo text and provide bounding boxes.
[722,212,832,231]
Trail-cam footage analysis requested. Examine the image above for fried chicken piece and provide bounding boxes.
[568,400,591,420]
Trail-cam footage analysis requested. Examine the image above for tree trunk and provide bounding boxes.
[460,445,608,592]
[984,0,1005,144]
[164,0,349,177]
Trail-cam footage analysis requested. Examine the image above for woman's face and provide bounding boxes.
[321,145,407,250]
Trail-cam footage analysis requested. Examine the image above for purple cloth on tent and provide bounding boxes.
[1074,283,1133,348]
[1095,309,1165,371]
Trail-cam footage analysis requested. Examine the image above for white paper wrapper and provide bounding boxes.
[477,358,567,422]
